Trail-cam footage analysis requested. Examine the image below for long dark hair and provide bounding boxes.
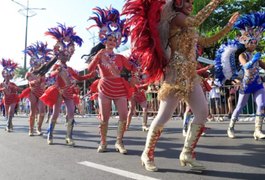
[82,43,105,63]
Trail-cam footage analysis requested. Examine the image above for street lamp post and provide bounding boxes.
[11,0,46,70]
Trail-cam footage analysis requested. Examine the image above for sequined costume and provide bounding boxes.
[21,41,52,136]
[239,52,263,94]
[87,6,135,154]
[0,58,19,132]
[41,23,93,146]
[41,64,92,106]
[126,73,149,131]
[123,0,239,171]
[159,2,234,101]
[213,12,265,140]
[0,82,19,106]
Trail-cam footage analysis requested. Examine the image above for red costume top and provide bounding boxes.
[196,63,212,92]
[132,87,147,104]
[40,64,93,107]
[87,53,135,99]
[20,72,47,99]
[72,85,81,105]
[0,82,19,106]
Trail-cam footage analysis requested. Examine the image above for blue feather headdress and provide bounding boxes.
[87,6,129,47]
[214,40,245,86]
[214,12,265,86]
[234,12,265,44]
[25,41,52,67]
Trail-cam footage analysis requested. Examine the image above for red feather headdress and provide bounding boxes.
[0,58,18,78]
[122,0,168,83]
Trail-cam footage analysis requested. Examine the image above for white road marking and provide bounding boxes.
[78,161,161,180]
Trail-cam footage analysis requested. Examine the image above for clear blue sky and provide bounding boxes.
[0,0,125,74]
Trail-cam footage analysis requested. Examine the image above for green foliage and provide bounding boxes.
[14,67,29,79]
[194,0,265,59]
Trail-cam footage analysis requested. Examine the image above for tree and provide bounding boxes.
[14,67,29,79]
[194,0,265,60]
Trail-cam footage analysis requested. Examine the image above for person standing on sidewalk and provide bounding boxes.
[87,7,136,154]
[123,0,239,171]
[0,58,19,132]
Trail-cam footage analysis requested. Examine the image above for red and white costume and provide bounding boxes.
[126,80,149,131]
[21,41,52,136]
[0,58,19,132]
[0,82,19,107]
[88,54,134,100]
[87,6,135,153]
[41,65,92,107]
[41,23,92,146]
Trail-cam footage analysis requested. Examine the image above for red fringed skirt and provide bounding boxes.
[3,94,19,106]
[40,86,59,107]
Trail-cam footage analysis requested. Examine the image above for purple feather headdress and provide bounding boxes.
[87,6,129,47]
[0,58,18,78]
[25,41,52,67]
[45,23,83,59]
[234,12,265,44]
[45,23,83,46]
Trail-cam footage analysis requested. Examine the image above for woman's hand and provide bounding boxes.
[228,12,240,26]
[93,49,105,62]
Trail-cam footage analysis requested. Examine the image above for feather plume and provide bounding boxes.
[122,0,167,83]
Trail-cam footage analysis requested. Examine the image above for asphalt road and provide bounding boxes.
[0,115,265,180]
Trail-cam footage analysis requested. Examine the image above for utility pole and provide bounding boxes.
[11,0,46,70]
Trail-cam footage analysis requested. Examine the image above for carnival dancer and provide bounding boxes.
[87,7,136,154]
[21,41,52,136]
[123,0,239,171]
[126,81,149,132]
[126,62,149,132]
[0,58,19,132]
[216,12,265,140]
[72,81,81,116]
[40,23,94,146]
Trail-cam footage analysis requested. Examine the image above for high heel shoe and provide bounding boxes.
[65,138,75,146]
[115,142,127,154]
[115,121,127,154]
[179,151,205,170]
[253,116,265,140]
[141,126,163,171]
[36,130,43,136]
[47,139,53,145]
[179,124,205,170]
[28,131,34,136]
[141,153,158,171]
[97,144,107,153]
